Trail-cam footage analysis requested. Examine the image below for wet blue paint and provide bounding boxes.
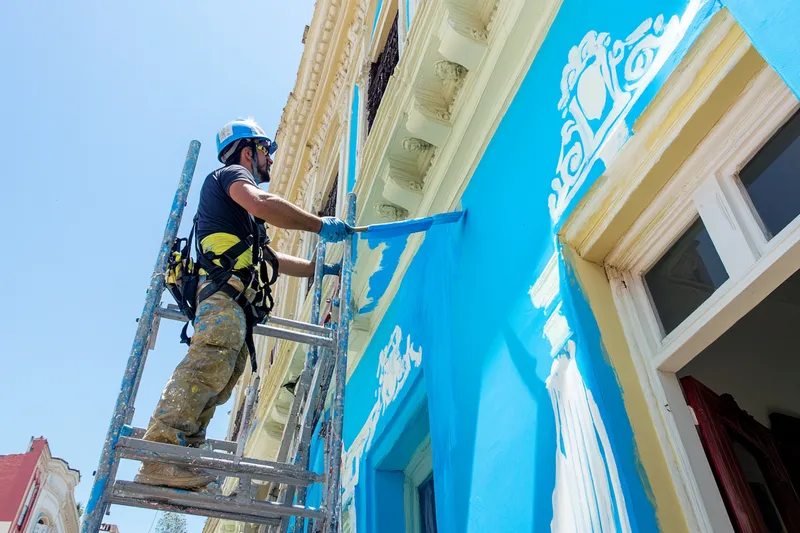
[360,211,463,239]
[359,234,408,314]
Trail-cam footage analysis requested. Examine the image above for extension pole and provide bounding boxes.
[81,141,200,533]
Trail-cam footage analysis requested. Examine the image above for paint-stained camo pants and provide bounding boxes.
[142,286,248,446]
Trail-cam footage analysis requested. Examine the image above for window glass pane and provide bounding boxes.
[418,475,438,533]
[645,218,729,335]
[739,111,800,239]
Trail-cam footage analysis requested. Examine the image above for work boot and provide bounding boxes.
[134,462,216,490]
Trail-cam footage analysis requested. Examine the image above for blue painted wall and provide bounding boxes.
[326,0,800,531]
[722,0,800,97]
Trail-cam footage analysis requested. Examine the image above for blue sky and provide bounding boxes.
[0,1,314,531]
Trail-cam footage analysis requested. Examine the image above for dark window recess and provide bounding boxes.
[366,14,399,133]
[739,110,800,239]
[319,175,338,218]
[645,218,729,336]
[418,475,438,533]
[308,176,339,294]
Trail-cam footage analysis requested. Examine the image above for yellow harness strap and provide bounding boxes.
[199,232,252,273]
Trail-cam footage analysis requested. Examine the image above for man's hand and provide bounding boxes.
[318,217,352,243]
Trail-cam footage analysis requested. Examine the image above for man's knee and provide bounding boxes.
[192,293,246,350]
[176,344,239,393]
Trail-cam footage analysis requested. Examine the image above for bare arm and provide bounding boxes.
[229,181,323,233]
[275,251,316,278]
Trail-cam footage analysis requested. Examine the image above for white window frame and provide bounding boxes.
[17,481,37,527]
[607,64,800,533]
[403,436,433,533]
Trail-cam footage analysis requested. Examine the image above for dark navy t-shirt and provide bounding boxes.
[196,165,257,243]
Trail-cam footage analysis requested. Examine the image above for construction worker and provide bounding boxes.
[135,118,351,489]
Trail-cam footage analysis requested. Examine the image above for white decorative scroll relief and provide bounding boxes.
[549,0,706,222]
[340,326,423,513]
[530,253,631,532]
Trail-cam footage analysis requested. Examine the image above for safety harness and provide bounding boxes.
[165,213,279,373]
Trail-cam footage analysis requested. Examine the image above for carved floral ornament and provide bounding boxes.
[402,137,432,153]
[434,59,468,84]
[548,1,704,222]
[375,202,408,220]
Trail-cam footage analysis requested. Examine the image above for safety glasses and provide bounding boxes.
[255,139,278,157]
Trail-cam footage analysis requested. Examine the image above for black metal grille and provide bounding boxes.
[319,176,338,218]
[366,14,399,133]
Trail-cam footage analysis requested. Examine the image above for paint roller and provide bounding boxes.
[350,211,464,239]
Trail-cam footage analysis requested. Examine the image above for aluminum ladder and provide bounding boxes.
[80,141,355,533]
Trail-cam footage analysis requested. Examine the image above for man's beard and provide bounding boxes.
[256,161,272,183]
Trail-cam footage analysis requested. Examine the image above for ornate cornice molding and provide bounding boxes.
[268,0,369,255]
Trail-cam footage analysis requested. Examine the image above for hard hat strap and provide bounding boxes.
[250,139,260,184]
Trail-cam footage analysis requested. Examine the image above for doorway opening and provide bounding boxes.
[676,268,800,532]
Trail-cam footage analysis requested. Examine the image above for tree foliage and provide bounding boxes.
[155,512,188,533]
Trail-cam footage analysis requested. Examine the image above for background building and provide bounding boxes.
[0,438,81,533]
[207,0,800,531]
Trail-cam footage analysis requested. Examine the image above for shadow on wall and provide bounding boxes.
[504,325,557,531]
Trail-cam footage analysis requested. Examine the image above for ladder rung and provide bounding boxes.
[116,437,324,486]
[111,481,324,522]
[156,307,335,348]
[124,426,238,453]
[253,323,334,348]
[267,316,329,335]
[157,307,330,335]
[108,492,281,527]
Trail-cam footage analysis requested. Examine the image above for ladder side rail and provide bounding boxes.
[313,305,340,533]
[235,375,261,461]
[277,240,328,533]
[289,342,338,533]
[80,140,200,533]
[309,336,337,433]
[312,411,333,533]
[279,344,333,533]
[274,240,327,466]
[323,192,356,533]
[234,375,261,497]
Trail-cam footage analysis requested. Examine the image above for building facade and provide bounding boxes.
[207,0,800,531]
[0,438,81,533]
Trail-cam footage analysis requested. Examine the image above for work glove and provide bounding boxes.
[318,216,353,243]
[322,262,342,277]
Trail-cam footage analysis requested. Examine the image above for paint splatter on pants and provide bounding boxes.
[143,289,248,446]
